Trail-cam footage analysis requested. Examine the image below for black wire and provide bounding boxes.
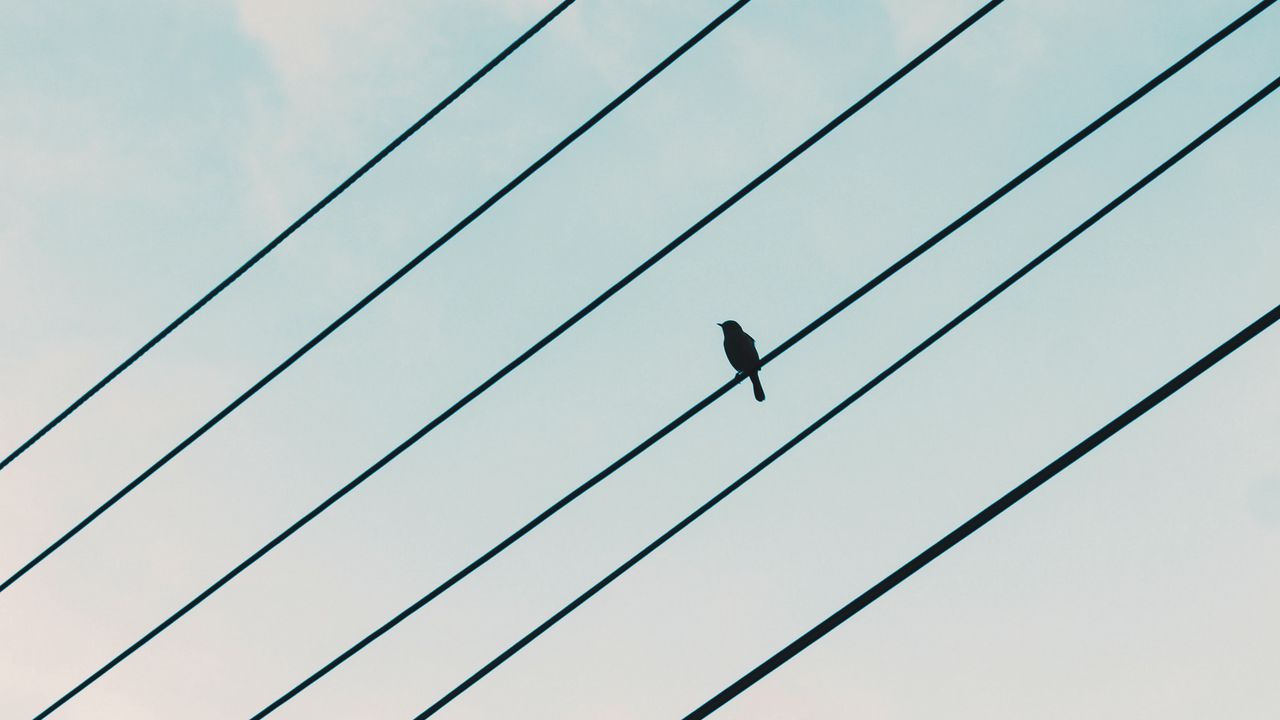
[0,0,577,474]
[248,3,1275,716]
[33,0,997,709]
[684,307,1280,720]
[412,74,1280,720]
[5,0,755,602]
[26,4,758,717]
[238,5,1028,718]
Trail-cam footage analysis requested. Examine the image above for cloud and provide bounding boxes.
[881,0,969,53]
[232,0,567,98]
[228,0,559,225]
[878,0,1069,83]
[233,0,419,96]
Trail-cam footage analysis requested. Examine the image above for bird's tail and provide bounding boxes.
[749,372,765,402]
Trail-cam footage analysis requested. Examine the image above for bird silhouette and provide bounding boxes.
[719,320,765,402]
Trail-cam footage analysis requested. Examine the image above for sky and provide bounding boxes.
[1,0,1277,718]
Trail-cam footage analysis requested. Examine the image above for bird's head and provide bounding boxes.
[717,320,742,335]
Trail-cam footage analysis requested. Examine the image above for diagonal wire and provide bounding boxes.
[249,3,1275,715]
[31,1,1002,713]
[5,0,756,599]
[0,0,578,474]
[684,300,1280,718]
[26,3,760,717]
[411,73,1280,720]
[30,1,1001,715]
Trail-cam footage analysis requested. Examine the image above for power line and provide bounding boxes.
[0,0,578,474]
[410,74,1280,719]
[32,2,1004,713]
[246,4,1276,715]
[4,0,756,601]
[26,4,1009,715]
[26,3,764,716]
[684,304,1280,720]
[30,3,1003,715]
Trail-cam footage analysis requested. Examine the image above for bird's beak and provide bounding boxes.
[716,322,724,327]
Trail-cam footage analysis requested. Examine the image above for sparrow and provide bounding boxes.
[718,320,765,402]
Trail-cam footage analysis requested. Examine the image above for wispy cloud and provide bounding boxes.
[878,0,1070,84]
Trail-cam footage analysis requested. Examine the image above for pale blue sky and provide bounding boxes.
[1,1,1277,718]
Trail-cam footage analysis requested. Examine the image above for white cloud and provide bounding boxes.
[228,0,562,226]
[881,0,969,53]
[878,0,1069,83]
[231,0,566,98]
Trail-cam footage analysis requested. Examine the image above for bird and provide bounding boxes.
[718,320,765,402]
